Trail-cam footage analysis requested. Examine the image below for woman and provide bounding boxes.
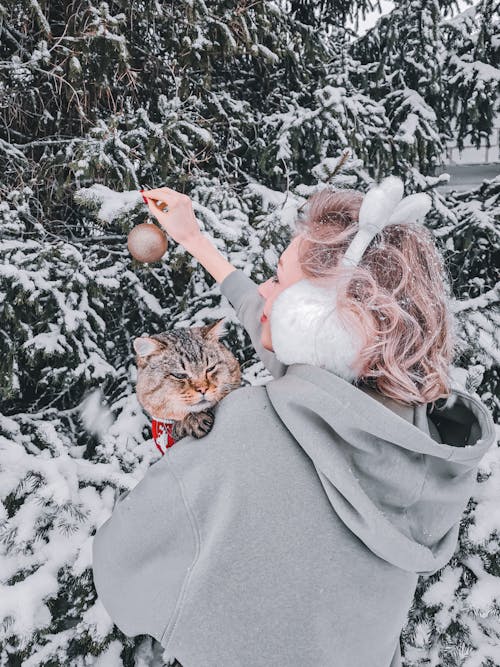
[92,178,495,667]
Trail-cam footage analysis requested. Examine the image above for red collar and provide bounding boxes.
[151,417,177,455]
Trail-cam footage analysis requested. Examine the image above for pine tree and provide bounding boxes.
[0,1,498,665]
[441,0,499,151]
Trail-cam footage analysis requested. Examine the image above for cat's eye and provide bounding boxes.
[207,364,217,373]
[170,372,188,380]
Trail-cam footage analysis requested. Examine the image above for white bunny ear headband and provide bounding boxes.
[270,176,432,382]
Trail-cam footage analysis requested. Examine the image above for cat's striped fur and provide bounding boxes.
[133,319,241,441]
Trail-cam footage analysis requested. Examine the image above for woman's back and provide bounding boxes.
[92,353,493,666]
[161,381,420,667]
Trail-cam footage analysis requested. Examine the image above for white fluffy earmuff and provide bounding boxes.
[269,176,432,381]
[270,279,363,382]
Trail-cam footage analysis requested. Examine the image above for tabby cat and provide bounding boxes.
[133,319,241,441]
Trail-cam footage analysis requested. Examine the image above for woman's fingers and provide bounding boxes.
[146,198,165,216]
[141,186,182,201]
[139,188,201,246]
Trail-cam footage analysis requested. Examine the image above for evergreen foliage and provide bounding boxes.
[0,1,498,665]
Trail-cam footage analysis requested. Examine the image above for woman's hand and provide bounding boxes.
[141,187,202,247]
[142,185,237,284]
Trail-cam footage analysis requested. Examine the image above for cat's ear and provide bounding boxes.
[133,336,163,357]
[200,318,226,340]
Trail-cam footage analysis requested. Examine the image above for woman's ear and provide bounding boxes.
[270,279,362,382]
[133,336,162,357]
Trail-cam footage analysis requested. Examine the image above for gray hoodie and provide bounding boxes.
[92,269,495,667]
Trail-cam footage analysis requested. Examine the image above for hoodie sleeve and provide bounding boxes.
[219,269,287,379]
[92,456,197,643]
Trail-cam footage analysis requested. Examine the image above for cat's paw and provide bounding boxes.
[175,409,215,440]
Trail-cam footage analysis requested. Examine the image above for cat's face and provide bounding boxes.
[133,319,241,421]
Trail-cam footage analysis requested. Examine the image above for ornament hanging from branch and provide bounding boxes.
[74,184,171,263]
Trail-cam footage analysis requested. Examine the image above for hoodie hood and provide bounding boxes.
[266,364,496,575]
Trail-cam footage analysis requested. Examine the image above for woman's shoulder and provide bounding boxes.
[167,384,275,468]
[218,383,269,413]
[210,383,280,444]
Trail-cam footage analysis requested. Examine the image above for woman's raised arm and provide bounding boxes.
[184,234,237,285]
[142,186,285,377]
[142,187,236,284]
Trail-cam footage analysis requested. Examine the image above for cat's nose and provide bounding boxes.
[196,391,208,404]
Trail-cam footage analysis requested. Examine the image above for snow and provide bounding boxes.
[246,181,302,231]
[124,269,167,315]
[315,85,345,108]
[177,120,214,145]
[467,439,500,546]
[69,56,81,73]
[191,30,211,51]
[91,638,124,664]
[448,55,500,85]
[464,554,500,617]
[251,43,280,64]
[422,565,463,629]
[22,324,69,356]
[79,389,114,439]
[81,598,116,644]
[29,1,51,36]
[74,184,143,224]
[395,90,438,144]
[0,419,153,649]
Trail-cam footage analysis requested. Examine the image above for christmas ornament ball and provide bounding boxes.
[127,222,168,263]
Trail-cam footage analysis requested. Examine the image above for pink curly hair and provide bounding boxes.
[294,187,457,407]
